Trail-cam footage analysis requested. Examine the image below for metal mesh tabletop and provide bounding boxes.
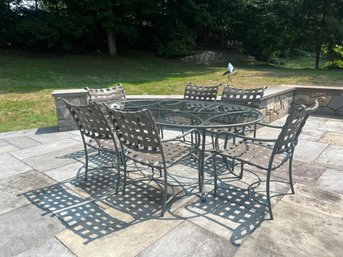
[111,99,263,128]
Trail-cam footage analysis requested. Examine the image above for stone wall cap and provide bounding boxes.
[281,84,343,91]
[263,86,294,99]
[127,95,183,100]
[52,89,87,97]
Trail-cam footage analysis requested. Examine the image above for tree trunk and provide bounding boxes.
[315,43,321,69]
[315,0,326,69]
[221,31,225,49]
[106,0,117,56]
[107,30,117,56]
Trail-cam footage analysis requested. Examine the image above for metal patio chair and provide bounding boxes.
[221,85,267,108]
[179,82,221,140]
[221,85,266,136]
[60,98,121,192]
[210,85,267,146]
[212,97,324,219]
[107,108,200,216]
[183,82,220,102]
[85,83,126,105]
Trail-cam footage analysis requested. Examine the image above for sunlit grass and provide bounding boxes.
[0,50,342,132]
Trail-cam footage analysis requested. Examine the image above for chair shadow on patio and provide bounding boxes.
[172,158,268,246]
[23,149,272,246]
[23,153,175,245]
[59,149,115,171]
[70,168,170,221]
[23,182,130,245]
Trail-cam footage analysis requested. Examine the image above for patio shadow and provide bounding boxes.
[22,166,173,245]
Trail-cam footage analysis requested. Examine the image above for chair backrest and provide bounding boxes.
[108,109,162,153]
[183,82,220,102]
[221,85,266,108]
[85,83,126,104]
[60,98,114,140]
[274,97,324,155]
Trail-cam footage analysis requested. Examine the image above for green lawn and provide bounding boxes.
[0,50,342,132]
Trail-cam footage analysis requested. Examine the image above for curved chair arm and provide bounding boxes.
[256,122,283,129]
[162,129,200,148]
[214,131,277,151]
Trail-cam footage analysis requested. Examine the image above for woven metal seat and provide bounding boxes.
[107,108,200,216]
[212,97,325,219]
[60,98,121,192]
[85,83,126,105]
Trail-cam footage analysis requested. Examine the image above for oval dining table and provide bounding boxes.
[111,99,264,198]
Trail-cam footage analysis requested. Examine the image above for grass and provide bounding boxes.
[0,50,342,132]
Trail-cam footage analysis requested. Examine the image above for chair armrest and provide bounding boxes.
[214,131,277,151]
[162,129,200,146]
[256,122,283,129]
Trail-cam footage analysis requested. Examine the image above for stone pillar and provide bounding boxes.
[52,89,88,131]
[260,88,295,123]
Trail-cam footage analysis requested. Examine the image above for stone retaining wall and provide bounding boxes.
[52,86,342,132]
[259,88,294,123]
[52,89,88,131]
[292,86,343,116]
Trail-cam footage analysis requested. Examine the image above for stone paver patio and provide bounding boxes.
[0,115,342,257]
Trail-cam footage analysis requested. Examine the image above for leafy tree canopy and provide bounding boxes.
[1,0,342,68]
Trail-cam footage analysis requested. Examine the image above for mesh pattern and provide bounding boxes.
[184,82,219,102]
[111,109,162,152]
[216,97,323,169]
[85,84,126,104]
[64,101,114,140]
[219,141,289,170]
[126,141,192,167]
[275,99,320,154]
[221,85,266,108]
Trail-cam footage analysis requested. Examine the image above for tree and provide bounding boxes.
[0,0,18,47]
[239,0,294,64]
[2,0,342,64]
[299,0,343,69]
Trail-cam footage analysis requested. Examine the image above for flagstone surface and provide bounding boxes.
[0,115,342,257]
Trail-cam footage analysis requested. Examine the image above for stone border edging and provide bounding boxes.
[52,85,343,131]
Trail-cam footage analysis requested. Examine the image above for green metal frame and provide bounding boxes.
[212,97,325,219]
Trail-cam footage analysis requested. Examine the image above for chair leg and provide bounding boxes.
[239,161,243,179]
[161,168,168,217]
[181,128,185,142]
[197,157,202,192]
[266,168,273,220]
[211,133,215,148]
[253,123,257,138]
[289,155,295,194]
[119,152,124,165]
[160,126,164,139]
[213,154,218,197]
[224,133,229,149]
[111,153,115,167]
[115,156,121,195]
[122,159,127,194]
[220,156,240,179]
[84,146,89,181]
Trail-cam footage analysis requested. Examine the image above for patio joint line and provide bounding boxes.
[133,220,188,257]
[278,194,343,219]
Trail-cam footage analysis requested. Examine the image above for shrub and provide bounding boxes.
[154,27,196,58]
[326,45,343,70]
